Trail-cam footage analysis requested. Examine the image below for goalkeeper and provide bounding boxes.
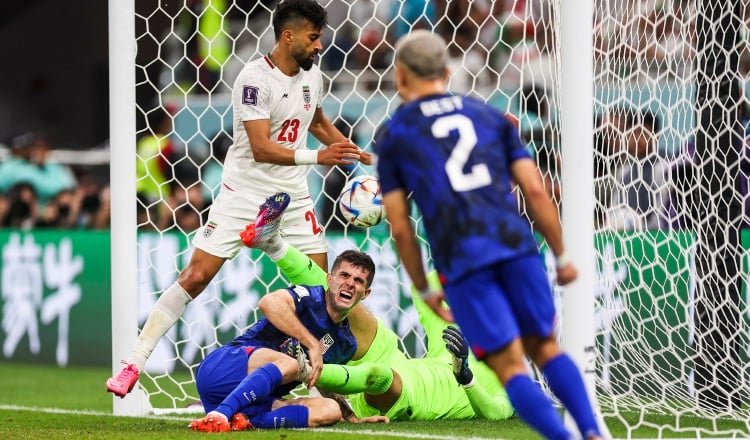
[241,222,514,421]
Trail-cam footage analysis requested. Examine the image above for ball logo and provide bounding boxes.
[338,175,385,228]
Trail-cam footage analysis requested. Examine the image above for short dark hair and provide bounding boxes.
[272,0,327,40]
[331,250,376,287]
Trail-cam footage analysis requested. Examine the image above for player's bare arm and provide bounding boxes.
[318,389,389,424]
[382,189,453,322]
[244,119,298,164]
[309,108,374,165]
[258,289,324,386]
[511,158,578,285]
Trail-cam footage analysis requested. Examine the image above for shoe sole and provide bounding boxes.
[256,194,290,227]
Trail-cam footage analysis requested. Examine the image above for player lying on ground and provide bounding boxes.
[189,241,387,432]
[241,212,514,421]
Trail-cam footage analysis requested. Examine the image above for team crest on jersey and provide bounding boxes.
[243,85,259,105]
[292,285,310,298]
[203,221,217,238]
[319,333,334,354]
[302,85,311,111]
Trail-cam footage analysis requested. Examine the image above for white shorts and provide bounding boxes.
[192,189,328,259]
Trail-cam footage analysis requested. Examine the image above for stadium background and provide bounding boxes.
[0,1,109,153]
[1,3,749,438]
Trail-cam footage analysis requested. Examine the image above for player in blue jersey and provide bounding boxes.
[189,249,387,432]
[376,30,604,440]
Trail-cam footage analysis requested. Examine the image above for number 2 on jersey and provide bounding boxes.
[305,210,323,235]
[431,114,491,192]
[278,119,300,142]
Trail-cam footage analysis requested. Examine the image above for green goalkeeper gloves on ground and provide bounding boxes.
[442,326,474,386]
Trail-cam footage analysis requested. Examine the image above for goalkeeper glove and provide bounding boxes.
[279,338,311,383]
[442,326,474,386]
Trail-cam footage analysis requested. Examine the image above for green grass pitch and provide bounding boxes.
[0,362,747,439]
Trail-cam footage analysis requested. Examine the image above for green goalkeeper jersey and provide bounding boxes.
[348,319,512,421]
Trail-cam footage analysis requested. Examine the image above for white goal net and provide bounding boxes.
[109,0,750,436]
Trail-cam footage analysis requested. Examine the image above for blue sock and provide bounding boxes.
[542,354,601,438]
[250,405,309,429]
[214,364,283,420]
[505,374,570,440]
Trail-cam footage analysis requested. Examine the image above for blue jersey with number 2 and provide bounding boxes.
[376,94,540,283]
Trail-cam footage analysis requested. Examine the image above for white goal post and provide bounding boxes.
[109,0,750,436]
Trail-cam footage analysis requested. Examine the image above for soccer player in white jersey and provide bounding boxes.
[107,0,371,398]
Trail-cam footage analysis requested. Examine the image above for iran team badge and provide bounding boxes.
[303,85,311,111]
[203,221,217,238]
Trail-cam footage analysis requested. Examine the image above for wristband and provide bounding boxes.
[417,287,437,301]
[461,377,477,389]
[555,252,570,269]
[294,149,318,165]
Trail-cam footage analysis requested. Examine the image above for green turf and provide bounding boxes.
[1,362,748,439]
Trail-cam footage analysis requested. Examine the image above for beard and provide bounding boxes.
[296,52,316,71]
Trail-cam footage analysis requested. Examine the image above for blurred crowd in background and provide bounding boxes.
[0,131,109,230]
[3,0,750,233]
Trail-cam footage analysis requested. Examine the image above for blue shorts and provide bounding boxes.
[444,255,556,359]
[195,344,276,416]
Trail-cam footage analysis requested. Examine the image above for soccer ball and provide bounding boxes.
[338,175,385,228]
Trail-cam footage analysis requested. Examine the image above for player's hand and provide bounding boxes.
[353,415,390,424]
[442,326,474,385]
[358,149,375,166]
[556,262,578,285]
[304,344,324,388]
[318,140,361,166]
[424,291,454,323]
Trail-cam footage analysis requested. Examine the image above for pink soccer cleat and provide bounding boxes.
[106,361,140,398]
[240,192,290,248]
[189,411,231,433]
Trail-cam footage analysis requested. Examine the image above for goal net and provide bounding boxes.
[110,0,750,436]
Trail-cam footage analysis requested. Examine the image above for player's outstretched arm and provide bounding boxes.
[244,119,299,165]
[510,158,577,285]
[309,108,368,166]
[383,189,453,322]
[462,379,515,420]
[318,389,389,424]
[443,326,514,420]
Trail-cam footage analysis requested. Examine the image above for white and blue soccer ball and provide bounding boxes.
[338,175,385,228]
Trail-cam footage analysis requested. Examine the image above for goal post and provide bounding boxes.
[108,0,152,416]
[559,0,608,435]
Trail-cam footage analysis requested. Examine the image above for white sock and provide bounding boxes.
[264,233,289,262]
[127,283,192,371]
